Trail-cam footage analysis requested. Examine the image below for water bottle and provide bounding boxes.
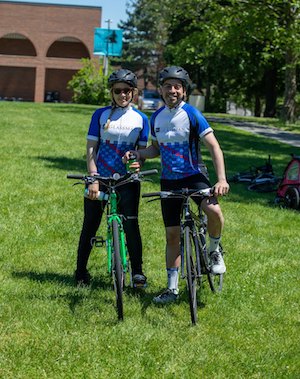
[126,153,136,172]
[84,188,109,201]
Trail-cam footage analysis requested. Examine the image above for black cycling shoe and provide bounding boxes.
[74,269,91,286]
[132,273,147,288]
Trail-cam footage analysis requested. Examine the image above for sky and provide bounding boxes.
[1,0,129,28]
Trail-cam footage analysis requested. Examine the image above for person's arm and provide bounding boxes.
[86,139,99,200]
[202,132,229,196]
[123,140,160,163]
[87,139,98,174]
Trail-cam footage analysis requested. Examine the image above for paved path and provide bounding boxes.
[206,116,300,148]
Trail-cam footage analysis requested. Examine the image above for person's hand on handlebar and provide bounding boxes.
[213,179,230,197]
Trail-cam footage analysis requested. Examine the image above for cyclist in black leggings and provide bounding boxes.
[75,69,149,286]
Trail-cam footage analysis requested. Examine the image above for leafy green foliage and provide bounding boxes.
[68,58,111,105]
[121,0,300,121]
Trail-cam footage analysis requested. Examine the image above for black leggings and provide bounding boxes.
[76,181,143,274]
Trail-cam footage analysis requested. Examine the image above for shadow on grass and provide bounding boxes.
[12,270,74,285]
[37,156,86,173]
[125,285,206,320]
[11,270,114,313]
[213,124,295,178]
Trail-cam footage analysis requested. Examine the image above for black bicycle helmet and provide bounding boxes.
[108,69,137,88]
[158,66,191,89]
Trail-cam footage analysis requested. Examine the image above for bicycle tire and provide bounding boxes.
[284,187,300,209]
[184,226,198,325]
[247,180,279,193]
[199,233,223,292]
[112,219,124,321]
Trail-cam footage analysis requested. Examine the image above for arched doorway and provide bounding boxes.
[45,37,90,102]
[0,33,36,101]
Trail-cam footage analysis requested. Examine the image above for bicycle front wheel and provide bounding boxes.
[184,226,198,325]
[112,219,124,321]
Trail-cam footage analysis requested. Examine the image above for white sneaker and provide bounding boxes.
[210,251,226,274]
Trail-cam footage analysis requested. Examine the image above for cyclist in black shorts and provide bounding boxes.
[123,66,229,304]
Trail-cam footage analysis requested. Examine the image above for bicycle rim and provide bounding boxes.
[184,226,198,325]
[200,234,223,292]
[208,270,223,292]
[112,219,124,321]
[208,246,224,293]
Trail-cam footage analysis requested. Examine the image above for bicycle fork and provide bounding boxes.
[107,218,128,274]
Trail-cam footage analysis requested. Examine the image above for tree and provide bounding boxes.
[121,0,299,120]
[119,0,169,88]
[67,59,110,105]
[280,1,300,123]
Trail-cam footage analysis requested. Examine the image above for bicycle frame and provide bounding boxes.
[180,196,199,278]
[180,194,209,282]
[105,187,128,275]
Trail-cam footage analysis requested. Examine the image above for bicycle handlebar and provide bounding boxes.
[142,188,213,199]
[67,169,158,186]
[66,174,86,180]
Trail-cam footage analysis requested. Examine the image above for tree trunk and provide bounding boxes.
[281,49,297,123]
[263,65,277,118]
[254,95,261,117]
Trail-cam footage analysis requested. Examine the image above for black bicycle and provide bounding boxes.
[229,155,280,193]
[142,188,224,325]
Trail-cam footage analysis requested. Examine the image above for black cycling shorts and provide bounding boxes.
[160,173,211,227]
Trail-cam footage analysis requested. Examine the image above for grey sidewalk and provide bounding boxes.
[206,116,300,148]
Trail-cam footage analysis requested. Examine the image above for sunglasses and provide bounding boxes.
[113,88,132,95]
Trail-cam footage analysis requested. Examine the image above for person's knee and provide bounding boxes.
[205,204,224,227]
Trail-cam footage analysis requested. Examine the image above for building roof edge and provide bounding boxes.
[0,1,101,9]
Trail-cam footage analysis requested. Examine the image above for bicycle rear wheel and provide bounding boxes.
[200,233,223,292]
[112,219,124,321]
[184,226,198,325]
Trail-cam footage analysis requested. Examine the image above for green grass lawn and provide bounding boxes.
[0,102,299,378]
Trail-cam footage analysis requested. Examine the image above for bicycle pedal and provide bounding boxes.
[91,236,106,247]
[133,282,147,289]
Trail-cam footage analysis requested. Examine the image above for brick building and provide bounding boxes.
[0,1,101,102]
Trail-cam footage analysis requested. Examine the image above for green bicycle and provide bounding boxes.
[67,169,157,321]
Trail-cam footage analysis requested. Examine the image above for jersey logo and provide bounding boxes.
[155,127,160,132]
